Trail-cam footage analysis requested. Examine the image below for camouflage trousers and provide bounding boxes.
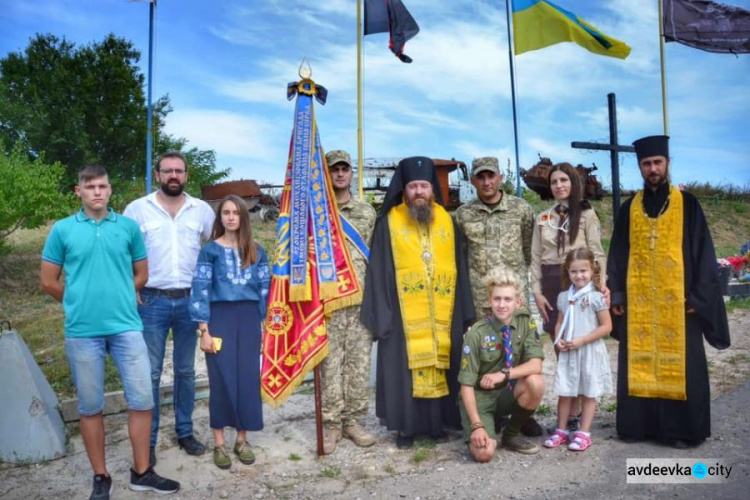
[320,304,372,428]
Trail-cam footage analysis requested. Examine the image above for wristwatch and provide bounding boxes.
[500,366,510,379]
[196,327,208,337]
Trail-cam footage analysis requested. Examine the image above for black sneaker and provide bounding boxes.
[129,466,180,494]
[177,435,206,456]
[90,474,112,500]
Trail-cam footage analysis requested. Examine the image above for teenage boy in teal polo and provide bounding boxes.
[41,165,179,499]
[459,269,545,462]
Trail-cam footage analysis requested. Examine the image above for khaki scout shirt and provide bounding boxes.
[457,313,544,389]
[529,204,607,294]
[453,194,535,312]
[337,196,376,286]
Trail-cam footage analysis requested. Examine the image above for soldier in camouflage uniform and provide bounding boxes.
[453,156,542,437]
[320,150,377,454]
[453,157,535,316]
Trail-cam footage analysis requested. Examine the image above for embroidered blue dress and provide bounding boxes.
[190,241,270,430]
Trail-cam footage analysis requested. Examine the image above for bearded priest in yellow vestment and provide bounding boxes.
[607,135,730,448]
[361,157,476,449]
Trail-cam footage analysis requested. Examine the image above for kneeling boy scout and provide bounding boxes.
[459,269,545,462]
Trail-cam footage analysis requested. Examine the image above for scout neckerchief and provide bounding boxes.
[554,204,569,254]
[554,282,594,346]
[626,185,686,400]
[487,314,516,392]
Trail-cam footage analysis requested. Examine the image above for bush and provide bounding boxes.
[0,144,74,253]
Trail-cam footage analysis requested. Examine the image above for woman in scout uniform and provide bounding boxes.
[190,195,270,469]
[530,163,608,340]
[458,269,545,462]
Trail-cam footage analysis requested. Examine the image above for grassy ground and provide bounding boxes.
[0,192,747,398]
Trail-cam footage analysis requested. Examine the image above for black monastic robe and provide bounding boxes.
[607,182,730,443]
[361,215,475,436]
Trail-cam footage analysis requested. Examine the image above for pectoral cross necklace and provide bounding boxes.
[642,191,670,250]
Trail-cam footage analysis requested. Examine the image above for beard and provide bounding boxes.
[405,195,434,224]
[644,171,668,189]
[160,180,185,196]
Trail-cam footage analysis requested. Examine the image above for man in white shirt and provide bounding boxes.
[124,151,215,466]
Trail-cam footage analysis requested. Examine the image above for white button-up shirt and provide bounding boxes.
[124,192,215,289]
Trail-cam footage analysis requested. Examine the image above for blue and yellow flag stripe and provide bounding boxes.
[512,0,631,59]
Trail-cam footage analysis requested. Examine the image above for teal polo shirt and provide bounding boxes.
[42,209,147,337]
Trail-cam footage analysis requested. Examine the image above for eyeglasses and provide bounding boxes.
[158,168,186,175]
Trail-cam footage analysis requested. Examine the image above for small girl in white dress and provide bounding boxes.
[544,248,612,451]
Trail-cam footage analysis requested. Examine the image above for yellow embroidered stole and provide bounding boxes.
[626,185,686,400]
[388,203,456,398]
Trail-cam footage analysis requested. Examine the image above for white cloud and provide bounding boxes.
[164,109,281,165]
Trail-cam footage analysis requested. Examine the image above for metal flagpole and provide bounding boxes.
[505,1,522,197]
[658,0,669,135]
[356,0,364,200]
[146,0,156,193]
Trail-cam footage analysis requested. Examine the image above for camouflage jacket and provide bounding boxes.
[453,194,534,312]
[337,195,376,287]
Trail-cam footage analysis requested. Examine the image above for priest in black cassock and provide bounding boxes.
[361,157,475,449]
[607,135,730,448]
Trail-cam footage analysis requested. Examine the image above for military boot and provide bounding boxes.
[342,423,376,447]
[323,426,342,455]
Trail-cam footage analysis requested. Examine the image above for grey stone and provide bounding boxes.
[0,329,66,463]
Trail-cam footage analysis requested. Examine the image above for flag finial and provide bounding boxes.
[299,57,312,79]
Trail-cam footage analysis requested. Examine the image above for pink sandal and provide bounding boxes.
[568,431,592,451]
[543,429,569,448]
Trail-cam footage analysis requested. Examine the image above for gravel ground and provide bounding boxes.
[1,309,748,499]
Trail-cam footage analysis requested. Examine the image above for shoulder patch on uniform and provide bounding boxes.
[461,357,468,370]
[463,345,471,354]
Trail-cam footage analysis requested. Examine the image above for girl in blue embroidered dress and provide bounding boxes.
[190,195,270,468]
[544,248,612,452]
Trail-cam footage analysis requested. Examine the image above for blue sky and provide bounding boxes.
[2,0,748,189]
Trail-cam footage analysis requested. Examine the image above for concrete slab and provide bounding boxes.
[0,329,66,463]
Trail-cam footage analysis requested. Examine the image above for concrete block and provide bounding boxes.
[0,329,66,463]
[60,378,211,423]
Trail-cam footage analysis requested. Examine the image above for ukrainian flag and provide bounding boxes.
[512,0,631,59]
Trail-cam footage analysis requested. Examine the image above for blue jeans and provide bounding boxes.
[65,330,153,416]
[138,289,197,446]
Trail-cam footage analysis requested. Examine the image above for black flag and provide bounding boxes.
[364,0,420,63]
[663,0,750,53]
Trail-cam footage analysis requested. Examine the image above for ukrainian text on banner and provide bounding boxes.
[664,0,750,53]
[261,78,362,407]
[512,0,631,59]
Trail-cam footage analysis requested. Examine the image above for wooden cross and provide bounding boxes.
[646,226,659,250]
[571,93,635,220]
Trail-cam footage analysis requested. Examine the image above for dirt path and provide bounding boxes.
[1,310,748,499]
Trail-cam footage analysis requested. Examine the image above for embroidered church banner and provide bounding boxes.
[261,78,362,407]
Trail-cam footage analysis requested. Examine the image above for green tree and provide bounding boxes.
[0,34,145,187]
[0,33,228,195]
[0,144,74,253]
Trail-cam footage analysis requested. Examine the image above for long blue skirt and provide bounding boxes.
[206,300,263,431]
